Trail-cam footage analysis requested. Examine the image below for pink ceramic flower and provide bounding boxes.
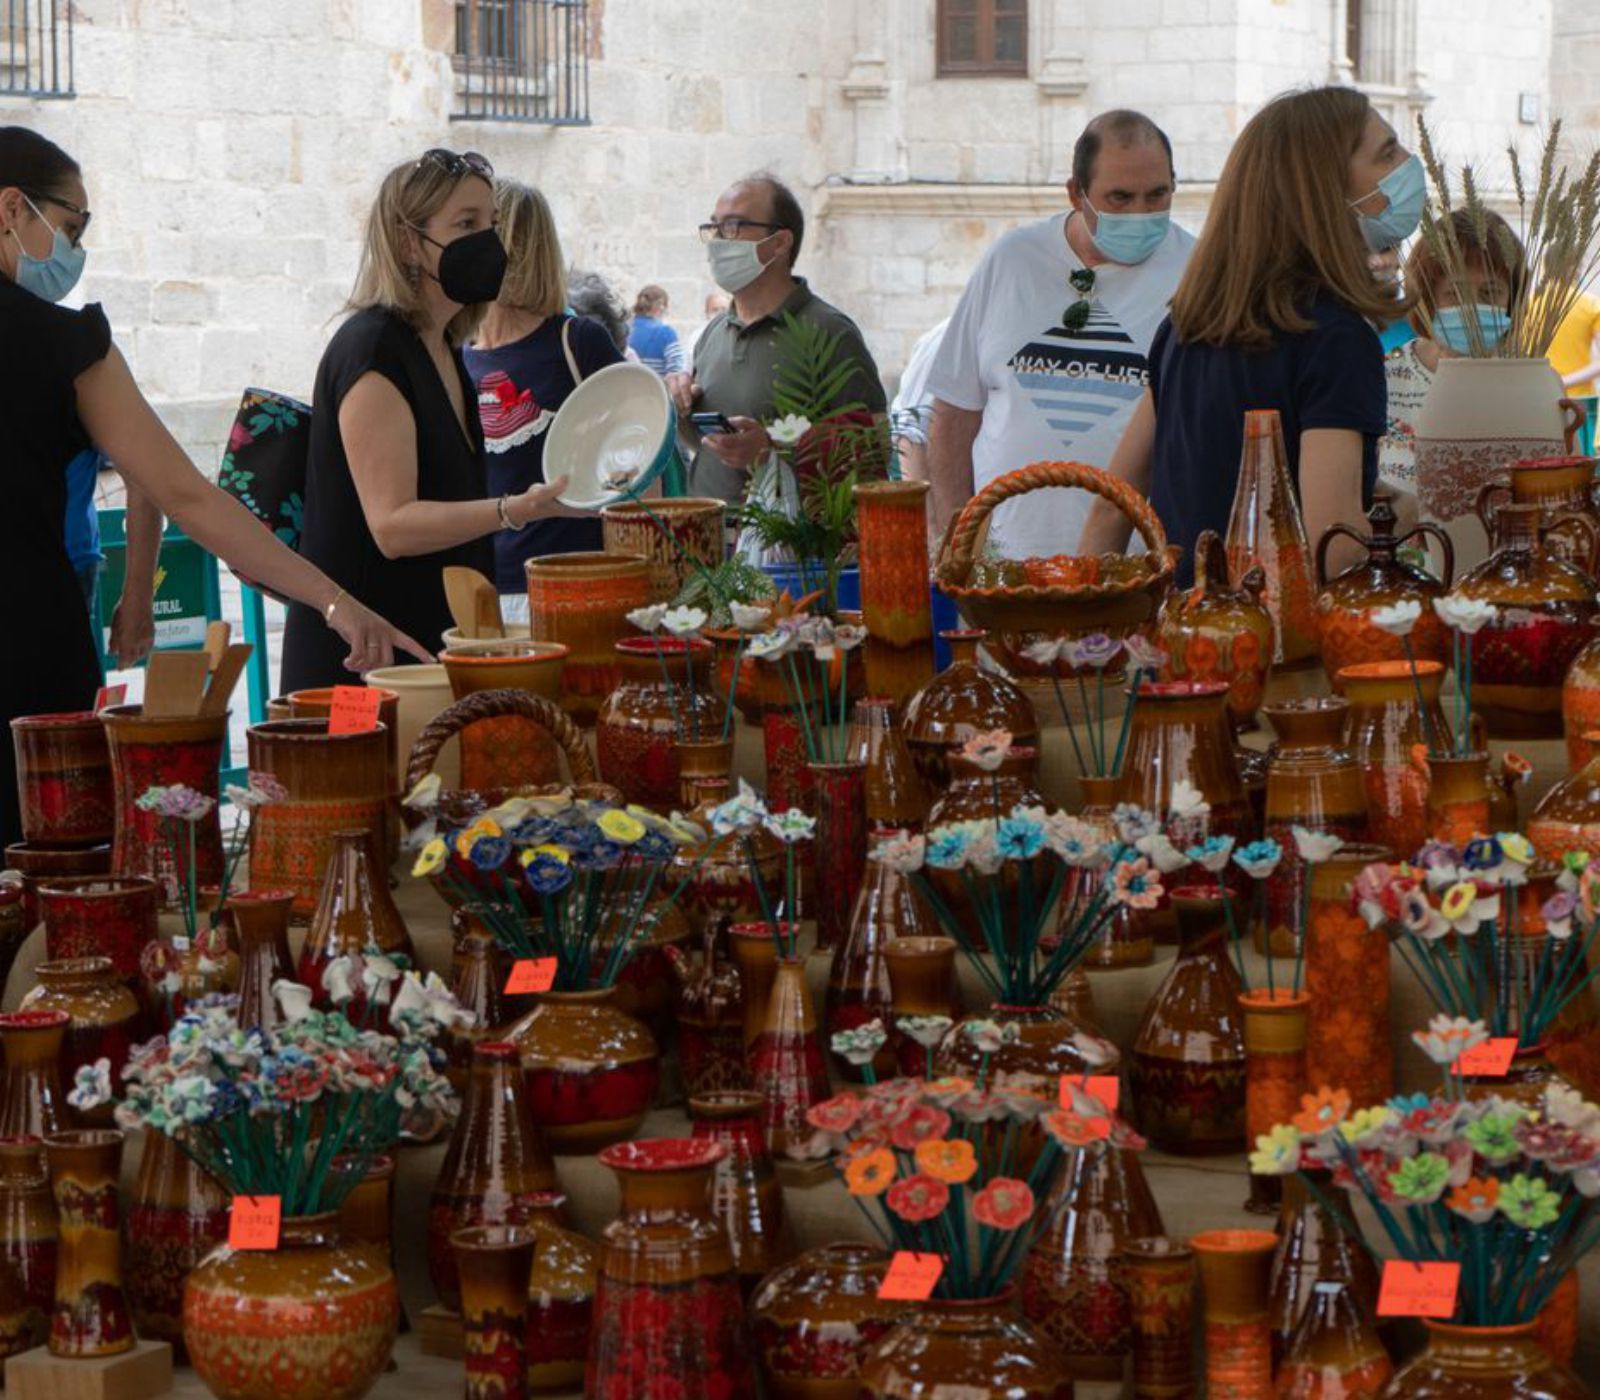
[1109,857,1163,910]
[971,1176,1035,1230]
[806,1093,863,1137]
[959,729,1013,773]
[884,1172,950,1224]
[888,1104,953,1151]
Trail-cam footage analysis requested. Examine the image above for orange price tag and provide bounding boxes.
[877,1251,945,1301]
[326,685,382,736]
[505,958,559,996]
[1452,1038,1518,1077]
[93,685,126,712]
[1377,1260,1460,1319]
[1060,1075,1120,1114]
[228,1194,282,1251]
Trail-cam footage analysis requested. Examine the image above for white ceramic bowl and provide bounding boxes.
[545,362,675,510]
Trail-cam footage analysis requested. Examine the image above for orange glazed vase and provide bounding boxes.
[1190,1228,1277,1400]
[1268,1171,1381,1360]
[1428,752,1493,846]
[44,1129,132,1358]
[524,550,653,725]
[1239,989,1309,1215]
[1338,660,1449,860]
[855,480,936,709]
[1528,736,1600,859]
[1275,1279,1392,1400]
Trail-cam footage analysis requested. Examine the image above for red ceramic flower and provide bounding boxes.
[888,1104,952,1152]
[972,1177,1035,1230]
[1042,1108,1110,1149]
[806,1093,863,1136]
[885,1172,950,1224]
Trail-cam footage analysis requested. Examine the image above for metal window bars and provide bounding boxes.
[0,0,72,99]
[452,0,590,126]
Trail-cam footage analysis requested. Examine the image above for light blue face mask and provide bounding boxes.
[1433,303,1512,355]
[1351,153,1425,252]
[1084,199,1170,265]
[10,194,85,303]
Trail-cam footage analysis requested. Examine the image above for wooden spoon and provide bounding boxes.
[443,566,503,640]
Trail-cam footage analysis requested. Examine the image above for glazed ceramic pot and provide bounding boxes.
[10,711,114,846]
[246,718,391,917]
[597,636,722,811]
[284,686,402,861]
[600,496,725,601]
[0,1011,68,1142]
[1479,454,1600,569]
[123,1128,228,1358]
[296,829,416,1002]
[857,1286,1071,1399]
[855,480,936,708]
[1129,887,1247,1155]
[525,550,653,725]
[1429,752,1493,846]
[523,1191,599,1394]
[1529,740,1600,858]
[1225,409,1319,666]
[428,1040,557,1311]
[847,697,931,831]
[1121,1236,1195,1400]
[1157,528,1275,726]
[602,896,693,1039]
[1339,660,1450,859]
[1305,845,1394,1109]
[689,1091,793,1289]
[1315,495,1453,685]
[440,640,569,793]
[452,1225,534,1400]
[1239,989,1309,1214]
[0,1136,57,1367]
[667,922,748,1098]
[444,923,509,1083]
[903,629,1039,790]
[587,1138,754,1400]
[750,1244,901,1400]
[1382,1320,1588,1399]
[5,844,112,931]
[508,988,660,1154]
[749,956,831,1157]
[0,887,26,1011]
[883,935,961,1077]
[1269,1170,1381,1360]
[363,663,458,789]
[227,889,296,1032]
[810,759,867,953]
[1023,1144,1164,1381]
[673,781,783,933]
[36,874,159,989]
[183,1211,399,1400]
[1561,638,1600,772]
[19,959,141,1126]
[677,735,735,806]
[43,1129,131,1357]
[336,1155,396,1281]
[1276,1278,1392,1400]
[1260,698,1369,956]
[99,704,227,900]
[729,923,784,1050]
[1453,502,1599,737]
[1189,1228,1276,1400]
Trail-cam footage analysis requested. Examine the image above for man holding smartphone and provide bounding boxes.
[667,172,886,506]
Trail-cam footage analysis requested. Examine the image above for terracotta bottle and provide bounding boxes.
[523,1191,599,1395]
[749,957,831,1158]
[18,959,141,1127]
[846,697,930,830]
[452,1224,534,1400]
[297,828,415,1004]
[1158,528,1275,727]
[749,1244,901,1399]
[43,1128,131,1357]
[1275,1279,1393,1399]
[902,629,1040,790]
[427,1040,557,1313]
[227,888,297,1032]
[1225,409,1319,666]
[0,1136,57,1366]
[688,1091,793,1291]
[0,1011,68,1143]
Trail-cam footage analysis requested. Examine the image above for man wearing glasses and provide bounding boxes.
[925,111,1193,557]
[667,173,886,508]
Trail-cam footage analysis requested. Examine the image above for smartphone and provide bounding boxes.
[691,411,736,436]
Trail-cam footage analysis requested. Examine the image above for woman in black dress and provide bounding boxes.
[279,151,571,692]
[0,127,427,852]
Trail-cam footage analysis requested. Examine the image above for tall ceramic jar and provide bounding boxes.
[525,550,653,725]
[183,1211,400,1400]
[1338,661,1449,860]
[363,663,459,788]
[1305,845,1394,1109]
[43,1128,132,1357]
[688,1091,793,1290]
[9,711,114,847]
[1129,886,1247,1155]
[600,497,725,601]
[0,1011,68,1142]
[1189,1229,1277,1400]
[37,875,160,988]
[296,829,415,999]
[19,959,141,1126]
[439,641,568,793]
[902,629,1039,791]
[1269,1170,1381,1358]
[0,1136,57,1366]
[809,759,868,954]
[99,704,227,899]
[452,1225,533,1400]
[1156,529,1275,728]
[749,1245,902,1400]
[750,957,831,1158]
[1452,502,1599,738]
[1314,495,1453,685]
[1122,1236,1195,1400]
[1382,1321,1588,1399]
[1239,989,1310,1215]
[855,480,936,709]
[1276,1279,1392,1400]
[597,636,722,812]
[523,1191,599,1394]
[587,1138,754,1400]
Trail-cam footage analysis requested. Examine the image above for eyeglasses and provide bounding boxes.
[1062,268,1095,331]
[415,149,494,181]
[22,189,90,243]
[698,217,780,243]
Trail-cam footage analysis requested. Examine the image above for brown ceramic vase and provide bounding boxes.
[227,888,297,1031]
[0,1011,68,1143]
[19,958,141,1127]
[597,636,722,811]
[1381,1321,1588,1399]
[848,697,931,831]
[600,496,725,601]
[0,1135,57,1367]
[296,828,415,1002]
[902,629,1039,790]
[688,1090,793,1289]
[9,711,114,847]
[1122,1236,1195,1400]
[1157,528,1275,726]
[43,1128,131,1357]
[524,550,653,724]
[453,1224,534,1400]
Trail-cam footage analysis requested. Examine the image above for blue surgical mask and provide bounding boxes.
[9,195,85,302]
[1084,200,1171,265]
[1351,153,1426,252]
[1433,303,1512,355]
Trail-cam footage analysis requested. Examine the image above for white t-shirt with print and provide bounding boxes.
[927,212,1194,558]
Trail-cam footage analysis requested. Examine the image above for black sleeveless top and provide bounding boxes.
[280,307,495,692]
[0,277,112,851]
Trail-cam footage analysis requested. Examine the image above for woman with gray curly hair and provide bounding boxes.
[566,268,633,355]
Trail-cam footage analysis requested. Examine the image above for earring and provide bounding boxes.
[404,263,421,289]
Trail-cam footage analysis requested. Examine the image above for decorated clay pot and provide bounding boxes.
[749,957,830,1158]
[809,759,868,954]
[1239,989,1310,1214]
[1382,1320,1588,1399]
[452,1224,534,1400]
[903,630,1039,790]
[1269,1170,1381,1360]
[284,686,402,857]
[524,550,653,724]
[1479,455,1600,569]
[600,497,725,602]
[1530,738,1600,858]
[523,1191,599,1394]
[1305,845,1394,1109]
[1428,752,1493,846]
[1189,1229,1277,1400]
[36,875,159,989]
[440,640,569,792]
[855,480,936,708]
[688,1090,793,1290]
[597,636,721,812]
[0,1011,68,1143]
[1122,1236,1195,1400]
[677,736,735,806]
[673,781,783,934]
[1560,636,1600,772]
[0,1136,57,1367]
[19,959,141,1126]
[9,712,114,847]
[1157,528,1274,726]
[43,1128,132,1357]
[1338,661,1448,859]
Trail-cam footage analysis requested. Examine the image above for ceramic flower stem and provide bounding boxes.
[649,638,687,741]
[1401,636,1446,757]
[1221,877,1250,990]
[1109,667,1146,776]
[1047,673,1092,777]
[720,638,745,742]
[1074,671,1104,773]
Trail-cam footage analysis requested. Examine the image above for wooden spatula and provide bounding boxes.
[142,651,212,717]
[443,566,504,641]
[203,619,231,672]
[200,643,254,716]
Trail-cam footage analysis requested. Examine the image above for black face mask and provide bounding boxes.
[419,226,507,305]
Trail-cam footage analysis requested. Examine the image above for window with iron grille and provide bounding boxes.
[1,0,73,99]
[453,0,590,125]
[937,0,1027,77]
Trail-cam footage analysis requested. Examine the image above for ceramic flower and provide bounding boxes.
[67,1058,112,1113]
[995,812,1046,860]
[897,1015,953,1049]
[729,601,770,632]
[402,772,442,811]
[323,955,359,1006]
[272,979,315,1024]
[1041,1108,1110,1148]
[224,772,288,810]
[764,807,816,844]
[1135,831,1190,875]
[1544,890,1578,940]
[767,412,812,447]
[1109,857,1163,910]
[1250,1123,1303,1176]
[962,1019,1015,1055]
[359,953,403,1006]
[1233,838,1284,880]
[843,1147,897,1197]
[1447,1176,1501,1223]
[1065,633,1122,671]
[1412,1014,1490,1067]
[1464,1111,1526,1165]
[1291,1086,1352,1138]
[746,629,794,661]
[1291,827,1344,864]
[597,809,646,845]
[1433,594,1497,635]
[1499,1173,1562,1229]
[1167,778,1209,823]
[1338,1106,1397,1149]
[136,783,217,822]
[1021,638,1066,666]
[710,778,767,835]
[523,850,574,896]
[1045,813,1108,867]
[889,1104,954,1151]
[924,826,973,871]
[660,605,708,637]
[834,624,867,653]
[1399,888,1451,941]
[806,1093,864,1137]
[1368,599,1422,636]
[885,1172,950,1224]
[960,729,1013,773]
[1123,634,1168,672]
[1185,835,1235,874]
[971,1177,1035,1230]
[914,1137,978,1184]
[1439,879,1498,935]
[831,1021,887,1067]
[1112,804,1161,844]
[874,831,926,874]
[626,603,668,634]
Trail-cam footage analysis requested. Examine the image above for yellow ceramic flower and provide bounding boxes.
[1440,881,1477,924]
[411,838,448,878]
[597,809,647,845]
[1499,833,1535,867]
[455,817,503,860]
[1249,1123,1301,1176]
[1339,1106,1396,1147]
[519,843,571,868]
[402,772,441,810]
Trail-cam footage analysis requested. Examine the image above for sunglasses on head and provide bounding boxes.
[416,149,494,181]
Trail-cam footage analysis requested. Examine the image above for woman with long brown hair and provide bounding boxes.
[1078,87,1423,581]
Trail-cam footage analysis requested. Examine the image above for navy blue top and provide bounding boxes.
[464,313,622,592]
[1146,297,1386,586]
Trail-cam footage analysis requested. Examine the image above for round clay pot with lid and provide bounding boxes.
[902,628,1039,790]
[524,549,653,725]
[19,959,141,1125]
[9,711,114,847]
[439,639,570,792]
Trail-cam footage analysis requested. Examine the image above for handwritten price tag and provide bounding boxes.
[1060,1075,1120,1114]
[1377,1260,1460,1318]
[878,1251,945,1301]
[93,685,126,712]
[228,1194,282,1251]
[505,958,559,996]
[327,685,382,736]
[1452,1038,1518,1078]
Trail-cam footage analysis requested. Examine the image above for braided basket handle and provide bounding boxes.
[940,461,1169,578]
[404,688,596,794]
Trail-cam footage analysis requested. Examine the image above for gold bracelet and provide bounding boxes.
[324,587,347,623]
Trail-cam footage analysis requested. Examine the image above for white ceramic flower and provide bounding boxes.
[1433,594,1498,635]
[833,624,867,652]
[1411,1013,1490,1067]
[627,604,668,634]
[873,831,926,874]
[67,1058,112,1113]
[273,979,315,1023]
[402,772,442,811]
[897,1014,954,1049]
[960,729,1013,774]
[1291,827,1344,864]
[390,971,430,1025]
[1167,778,1210,823]
[764,808,817,844]
[767,413,812,447]
[831,1021,887,1066]
[729,602,770,632]
[662,605,708,637]
[1021,638,1065,666]
[963,1019,1009,1054]
[361,954,403,1006]
[1135,831,1190,875]
[1368,599,1422,637]
[1123,634,1168,672]
[711,778,768,835]
[323,955,359,1006]
[746,630,794,661]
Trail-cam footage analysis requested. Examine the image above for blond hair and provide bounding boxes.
[346,156,491,345]
[1168,86,1411,349]
[493,179,567,318]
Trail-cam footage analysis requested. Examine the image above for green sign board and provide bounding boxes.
[96,512,221,669]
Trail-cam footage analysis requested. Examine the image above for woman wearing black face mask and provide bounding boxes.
[279,149,572,691]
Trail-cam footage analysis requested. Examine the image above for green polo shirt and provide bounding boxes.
[688,276,887,503]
